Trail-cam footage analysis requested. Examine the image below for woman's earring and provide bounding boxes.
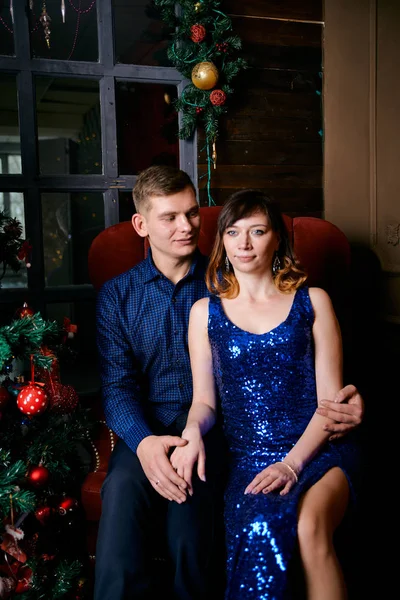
[225,256,230,271]
[272,253,281,275]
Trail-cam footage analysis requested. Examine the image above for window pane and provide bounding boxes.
[46,301,100,395]
[41,192,104,286]
[116,81,179,175]
[30,0,98,61]
[36,77,102,175]
[0,1,14,56]
[0,190,27,289]
[113,0,172,66]
[0,74,21,171]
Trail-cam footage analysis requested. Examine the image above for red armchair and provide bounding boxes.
[81,206,351,558]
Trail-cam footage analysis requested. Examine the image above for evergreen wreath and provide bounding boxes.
[154,0,247,203]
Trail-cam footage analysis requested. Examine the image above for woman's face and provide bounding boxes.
[223,210,280,274]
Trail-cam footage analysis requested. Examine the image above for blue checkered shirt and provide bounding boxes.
[96,248,210,453]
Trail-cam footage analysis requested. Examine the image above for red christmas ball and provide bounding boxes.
[58,496,79,516]
[190,24,206,43]
[34,505,53,525]
[48,382,79,414]
[27,465,50,487]
[17,384,48,416]
[0,385,10,410]
[14,302,34,319]
[210,89,227,106]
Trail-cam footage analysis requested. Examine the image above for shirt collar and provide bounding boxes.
[143,248,208,283]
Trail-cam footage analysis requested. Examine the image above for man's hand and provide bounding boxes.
[316,384,364,441]
[137,435,189,503]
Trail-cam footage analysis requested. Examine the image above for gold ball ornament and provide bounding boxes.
[191,61,219,90]
[194,2,203,13]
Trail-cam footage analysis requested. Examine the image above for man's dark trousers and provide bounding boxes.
[94,415,227,600]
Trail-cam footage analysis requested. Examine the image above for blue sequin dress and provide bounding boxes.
[208,287,360,600]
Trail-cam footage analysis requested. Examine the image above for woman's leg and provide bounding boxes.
[297,467,350,600]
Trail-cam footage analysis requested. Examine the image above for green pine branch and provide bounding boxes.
[154,0,247,145]
[0,314,58,371]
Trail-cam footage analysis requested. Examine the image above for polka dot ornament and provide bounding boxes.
[17,384,49,416]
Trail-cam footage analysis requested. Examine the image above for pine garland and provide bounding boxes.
[0,314,59,371]
[154,0,247,202]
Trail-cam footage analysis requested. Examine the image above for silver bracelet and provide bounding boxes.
[280,461,298,483]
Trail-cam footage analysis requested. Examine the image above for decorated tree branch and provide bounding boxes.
[0,306,93,598]
[154,0,247,203]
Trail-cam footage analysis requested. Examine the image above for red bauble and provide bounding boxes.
[34,505,54,525]
[58,496,79,516]
[0,386,10,410]
[27,465,50,487]
[190,24,206,43]
[14,302,34,319]
[17,384,48,416]
[210,89,227,106]
[48,382,79,414]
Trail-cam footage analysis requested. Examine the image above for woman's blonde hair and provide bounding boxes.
[205,189,307,299]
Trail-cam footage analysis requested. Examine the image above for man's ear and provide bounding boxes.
[132,213,148,238]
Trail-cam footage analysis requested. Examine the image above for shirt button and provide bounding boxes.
[172,297,177,303]
[178,383,183,389]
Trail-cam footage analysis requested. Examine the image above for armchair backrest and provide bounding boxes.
[88,207,351,325]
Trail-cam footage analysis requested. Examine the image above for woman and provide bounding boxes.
[171,190,360,599]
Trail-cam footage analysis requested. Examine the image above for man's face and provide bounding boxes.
[133,186,201,262]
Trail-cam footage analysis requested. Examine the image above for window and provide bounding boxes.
[0,0,195,393]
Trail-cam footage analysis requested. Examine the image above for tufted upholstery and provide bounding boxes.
[81,207,351,556]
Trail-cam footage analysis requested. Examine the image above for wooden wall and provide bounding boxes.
[198,0,323,217]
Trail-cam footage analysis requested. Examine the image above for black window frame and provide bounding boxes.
[0,0,196,312]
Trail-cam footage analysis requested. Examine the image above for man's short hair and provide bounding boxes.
[132,165,196,213]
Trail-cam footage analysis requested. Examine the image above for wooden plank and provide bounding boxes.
[239,68,322,93]
[221,0,323,22]
[197,141,322,166]
[228,91,321,119]
[216,116,322,142]
[240,43,322,71]
[197,165,322,189]
[232,16,322,48]
[199,188,323,214]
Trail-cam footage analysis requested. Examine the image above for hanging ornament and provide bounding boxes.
[190,24,206,43]
[40,2,52,49]
[14,565,33,594]
[210,89,227,106]
[0,575,16,596]
[194,2,203,12]
[191,61,219,90]
[58,496,79,516]
[14,302,34,319]
[0,386,10,410]
[212,139,217,170]
[17,240,32,268]
[61,0,66,23]
[29,1,34,10]
[0,524,26,563]
[63,316,78,340]
[27,465,50,487]
[17,383,48,417]
[48,382,79,414]
[34,505,54,526]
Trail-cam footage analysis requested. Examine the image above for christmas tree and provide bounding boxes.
[0,215,93,599]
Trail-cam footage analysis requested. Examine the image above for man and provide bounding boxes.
[94,165,364,600]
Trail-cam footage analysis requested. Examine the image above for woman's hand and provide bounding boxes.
[244,462,298,496]
[170,425,206,496]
